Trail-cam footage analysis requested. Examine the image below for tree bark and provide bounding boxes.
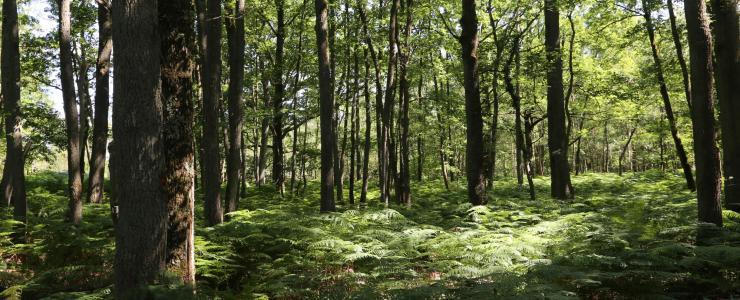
[60,0,83,224]
[226,0,246,215]
[202,0,224,225]
[273,0,287,194]
[257,58,271,186]
[666,0,694,115]
[398,0,413,206]
[460,0,487,205]
[87,0,111,205]
[684,0,723,226]
[349,52,359,205]
[545,0,573,199]
[2,0,27,242]
[710,0,740,212]
[381,0,400,206]
[112,0,166,295]
[618,128,636,176]
[160,0,197,284]
[315,0,335,212]
[643,0,696,191]
[360,50,372,205]
[75,51,92,186]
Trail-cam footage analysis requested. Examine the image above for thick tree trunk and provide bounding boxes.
[545,0,573,199]
[226,0,246,215]
[460,0,487,205]
[160,0,196,284]
[710,0,740,212]
[684,0,723,226]
[2,0,27,242]
[60,0,83,224]
[398,0,413,206]
[315,0,335,212]
[202,0,224,225]
[87,0,111,205]
[380,0,400,206]
[643,1,696,191]
[273,0,286,194]
[112,0,166,295]
[75,54,92,186]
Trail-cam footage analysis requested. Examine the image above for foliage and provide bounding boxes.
[2,172,739,298]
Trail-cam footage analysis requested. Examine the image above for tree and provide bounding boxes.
[642,0,695,191]
[683,0,722,226]
[226,0,246,214]
[459,0,487,205]
[160,0,197,284]
[545,0,573,199]
[2,0,28,241]
[315,0,335,212]
[710,0,740,212]
[59,0,83,224]
[86,0,111,205]
[202,0,224,225]
[273,0,287,194]
[397,0,414,206]
[112,0,167,295]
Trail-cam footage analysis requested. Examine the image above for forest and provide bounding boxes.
[0,0,739,298]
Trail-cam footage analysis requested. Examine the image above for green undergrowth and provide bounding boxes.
[2,171,740,299]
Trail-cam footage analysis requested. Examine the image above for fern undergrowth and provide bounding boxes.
[2,171,740,299]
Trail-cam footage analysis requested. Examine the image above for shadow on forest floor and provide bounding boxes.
[2,171,740,299]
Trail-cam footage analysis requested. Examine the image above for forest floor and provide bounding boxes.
[1,171,740,299]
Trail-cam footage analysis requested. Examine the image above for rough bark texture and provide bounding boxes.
[382,0,400,206]
[398,0,413,206]
[684,0,723,226]
[60,0,83,224]
[315,0,335,212]
[86,0,111,205]
[273,0,286,194]
[202,0,224,225]
[2,0,27,242]
[710,0,740,212]
[226,0,246,214]
[545,0,573,199]
[460,0,487,205]
[160,0,197,284]
[643,0,696,191]
[112,0,167,295]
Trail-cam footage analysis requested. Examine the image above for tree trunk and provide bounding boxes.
[360,50,372,205]
[460,0,487,205]
[398,0,413,206]
[667,0,694,115]
[226,0,246,215]
[618,128,636,176]
[684,0,723,226]
[349,52,359,205]
[315,0,335,212]
[87,0,111,205]
[545,0,573,199]
[710,0,740,212]
[112,0,166,295]
[75,52,92,186]
[505,39,525,191]
[433,74,450,190]
[257,59,271,186]
[2,0,27,242]
[643,0,696,191]
[202,0,224,225]
[60,0,83,224]
[160,0,196,284]
[273,0,286,195]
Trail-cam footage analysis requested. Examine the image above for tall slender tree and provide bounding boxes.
[545,0,573,199]
[112,0,166,295]
[642,0,695,191]
[683,0,722,226]
[710,0,740,211]
[160,0,197,284]
[315,0,335,212]
[226,0,246,214]
[202,0,224,225]
[60,0,83,224]
[86,0,112,204]
[2,0,27,241]
[273,0,287,194]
